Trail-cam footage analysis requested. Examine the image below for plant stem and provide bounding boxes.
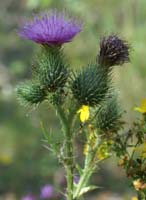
[74,132,102,200]
[73,164,93,199]
[74,142,99,199]
[56,105,74,200]
[64,119,74,200]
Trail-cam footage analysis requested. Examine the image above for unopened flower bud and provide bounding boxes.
[97,35,130,68]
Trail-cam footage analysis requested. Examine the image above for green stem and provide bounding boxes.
[74,140,100,199]
[73,165,93,199]
[66,126,74,200]
[56,105,74,200]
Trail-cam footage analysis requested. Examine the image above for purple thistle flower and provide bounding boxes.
[18,10,83,46]
[21,193,36,200]
[40,184,54,199]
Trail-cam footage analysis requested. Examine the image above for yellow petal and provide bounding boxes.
[132,197,138,200]
[134,99,146,113]
[134,107,146,113]
[141,99,146,108]
[78,105,90,122]
[134,107,144,113]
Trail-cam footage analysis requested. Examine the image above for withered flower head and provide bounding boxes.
[97,35,130,68]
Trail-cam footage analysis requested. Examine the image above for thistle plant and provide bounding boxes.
[17,9,146,200]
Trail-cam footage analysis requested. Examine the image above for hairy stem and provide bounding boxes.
[74,141,100,199]
[56,105,75,200]
[66,134,74,200]
[73,165,93,199]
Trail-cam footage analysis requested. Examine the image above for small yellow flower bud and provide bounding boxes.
[77,105,90,122]
[83,144,89,155]
[97,142,111,160]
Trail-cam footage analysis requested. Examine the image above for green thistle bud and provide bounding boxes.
[71,65,110,106]
[17,81,46,105]
[96,97,123,133]
[36,46,69,92]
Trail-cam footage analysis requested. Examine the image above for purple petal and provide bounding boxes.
[18,10,83,46]
[21,194,36,200]
[40,184,54,199]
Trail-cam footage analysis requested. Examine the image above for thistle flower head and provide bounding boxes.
[17,81,47,105]
[72,65,110,107]
[98,35,130,67]
[22,194,36,200]
[96,97,122,133]
[36,47,69,92]
[40,184,54,199]
[18,10,83,46]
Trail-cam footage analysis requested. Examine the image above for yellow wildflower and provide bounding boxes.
[77,105,90,122]
[0,154,12,165]
[133,179,146,191]
[134,99,146,113]
[132,197,138,200]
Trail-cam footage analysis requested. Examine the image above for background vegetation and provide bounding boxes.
[0,0,146,199]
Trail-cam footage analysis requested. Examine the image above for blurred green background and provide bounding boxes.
[0,0,146,199]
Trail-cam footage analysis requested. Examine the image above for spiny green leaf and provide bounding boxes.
[74,185,99,198]
[76,164,83,176]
